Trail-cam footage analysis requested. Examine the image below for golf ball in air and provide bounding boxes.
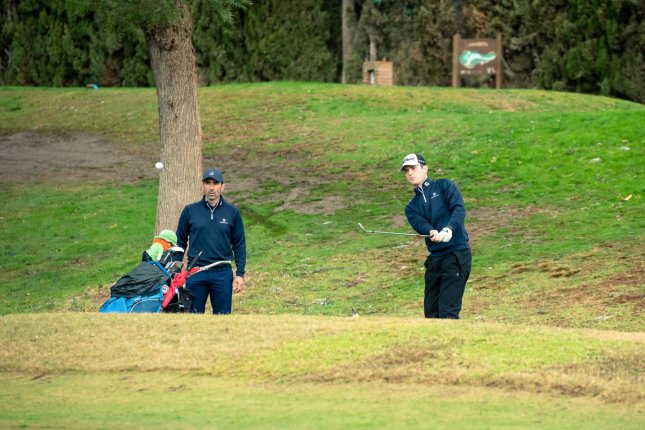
[155,162,164,169]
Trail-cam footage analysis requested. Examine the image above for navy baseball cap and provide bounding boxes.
[399,153,426,172]
[202,168,224,183]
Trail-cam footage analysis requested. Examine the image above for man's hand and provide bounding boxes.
[431,227,452,243]
[429,229,439,241]
[233,276,245,294]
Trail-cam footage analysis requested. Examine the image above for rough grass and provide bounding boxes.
[1,313,643,429]
[2,314,643,404]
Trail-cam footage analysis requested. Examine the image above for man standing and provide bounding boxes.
[176,168,246,314]
[400,153,471,319]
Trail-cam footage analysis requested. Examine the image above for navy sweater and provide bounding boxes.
[405,178,470,256]
[176,196,246,277]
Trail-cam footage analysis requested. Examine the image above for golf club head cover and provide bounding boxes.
[171,271,189,289]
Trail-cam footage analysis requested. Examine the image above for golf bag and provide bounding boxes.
[99,260,170,313]
[162,270,195,313]
[99,246,194,313]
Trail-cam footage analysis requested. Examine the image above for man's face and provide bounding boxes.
[202,179,225,204]
[403,164,428,187]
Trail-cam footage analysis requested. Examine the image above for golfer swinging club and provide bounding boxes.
[401,153,472,319]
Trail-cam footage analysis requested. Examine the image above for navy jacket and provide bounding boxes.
[176,196,246,277]
[405,178,470,256]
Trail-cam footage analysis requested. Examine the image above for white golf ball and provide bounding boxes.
[155,161,164,169]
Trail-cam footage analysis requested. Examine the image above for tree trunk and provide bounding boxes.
[454,0,467,37]
[368,33,377,61]
[146,4,203,235]
[341,0,355,84]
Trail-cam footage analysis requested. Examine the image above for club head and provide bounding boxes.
[358,223,367,233]
[165,260,183,273]
[159,245,185,265]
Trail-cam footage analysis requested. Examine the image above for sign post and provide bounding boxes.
[452,34,503,89]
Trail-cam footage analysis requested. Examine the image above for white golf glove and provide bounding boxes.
[434,227,452,243]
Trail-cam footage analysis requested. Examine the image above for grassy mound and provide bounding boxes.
[1,313,643,429]
[0,83,643,428]
[1,83,642,330]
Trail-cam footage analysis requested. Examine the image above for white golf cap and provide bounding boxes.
[399,153,426,172]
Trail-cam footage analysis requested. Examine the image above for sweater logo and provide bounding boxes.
[431,192,440,199]
[220,218,228,224]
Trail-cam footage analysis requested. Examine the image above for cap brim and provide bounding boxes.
[399,162,420,172]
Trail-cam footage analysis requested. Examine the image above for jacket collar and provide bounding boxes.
[415,179,431,193]
[202,195,225,209]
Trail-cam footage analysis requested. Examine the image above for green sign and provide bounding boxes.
[459,50,497,69]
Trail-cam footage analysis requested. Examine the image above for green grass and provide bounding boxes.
[0,82,643,428]
[1,314,643,429]
[0,182,157,311]
[4,373,641,429]
[2,83,643,330]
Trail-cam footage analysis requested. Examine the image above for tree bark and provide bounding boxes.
[146,4,203,235]
[368,33,377,61]
[341,0,355,84]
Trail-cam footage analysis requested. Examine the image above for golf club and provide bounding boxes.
[357,223,430,237]
[191,260,232,274]
[160,245,185,267]
[161,254,232,310]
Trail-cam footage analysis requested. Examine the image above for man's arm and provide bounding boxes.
[442,180,466,232]
[231,210,246,293]
[175,207,190,250]
[430,180,465,243]
[231,210,246,276]
[405,201,435,236]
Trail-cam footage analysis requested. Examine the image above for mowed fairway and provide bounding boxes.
[0,83,643,428]
[1,314,643,429]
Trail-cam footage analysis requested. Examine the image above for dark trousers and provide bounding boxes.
[186,268,234,314]
[424,248,472,319]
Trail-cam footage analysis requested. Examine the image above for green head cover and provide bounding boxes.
[156,229,177,245]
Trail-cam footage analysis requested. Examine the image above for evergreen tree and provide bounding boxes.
[0,0,152,87]
[244,0,336,82]
[193,5,248,84]
[1,0,644,102]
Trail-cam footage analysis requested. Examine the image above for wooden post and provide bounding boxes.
[495,33,503,89]
[452,34,461,88]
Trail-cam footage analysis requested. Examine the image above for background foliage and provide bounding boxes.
[0,0,643,102]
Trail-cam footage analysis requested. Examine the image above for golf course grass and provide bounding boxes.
[0,82,643,428]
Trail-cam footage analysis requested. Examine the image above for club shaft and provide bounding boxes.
[367,230,418,236]
[359,224,429,237]
[199,260,232,271]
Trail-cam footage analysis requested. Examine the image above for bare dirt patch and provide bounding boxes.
[274,188,346,215]
[210,143,360,214]
[466,205,547,244]
[0,131,356,216]
[499,243,645,316]
[0,131,157,184]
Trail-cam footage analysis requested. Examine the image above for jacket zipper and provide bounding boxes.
[417,186,427,203]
